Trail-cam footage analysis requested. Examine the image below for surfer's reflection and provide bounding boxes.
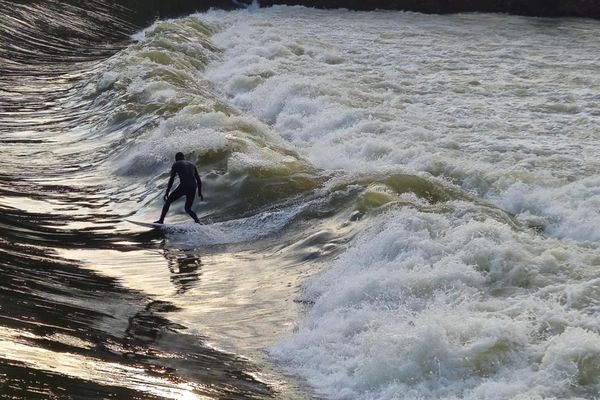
[163,248,201,294]
[125,300,183,344]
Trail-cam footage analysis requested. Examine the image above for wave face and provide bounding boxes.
[3,2,600,399]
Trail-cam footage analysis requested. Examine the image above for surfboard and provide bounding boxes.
[126,220,164,229]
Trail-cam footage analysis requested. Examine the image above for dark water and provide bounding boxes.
[0,1,276,398]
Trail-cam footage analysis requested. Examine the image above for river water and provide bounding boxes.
[2,3,600,399]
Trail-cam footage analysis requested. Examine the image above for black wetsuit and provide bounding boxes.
[157,160,202,223]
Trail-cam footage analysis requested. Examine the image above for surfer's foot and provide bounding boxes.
[153,220,163,224]
[194,220,200,224]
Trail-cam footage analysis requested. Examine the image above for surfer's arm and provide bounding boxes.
[195,167,203,201]
[164,165,176,201]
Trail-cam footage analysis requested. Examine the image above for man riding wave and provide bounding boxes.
[155,152,203,224]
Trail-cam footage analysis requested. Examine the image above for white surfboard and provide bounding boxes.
[126,220,199,231]
[125,220,164,229]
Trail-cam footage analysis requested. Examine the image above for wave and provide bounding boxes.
[189,7,600,400]
[4,3,600,400]
[201,7,600,244]
[272,203,600,399]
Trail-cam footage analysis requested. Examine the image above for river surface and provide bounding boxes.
[2,2,600,399]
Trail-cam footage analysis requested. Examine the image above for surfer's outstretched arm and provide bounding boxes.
[195,167,204,201]
[164,164,176,201]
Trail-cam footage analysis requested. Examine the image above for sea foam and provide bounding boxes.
[201,7,600,244]
[271,205,600,399]
[197,7,600,399]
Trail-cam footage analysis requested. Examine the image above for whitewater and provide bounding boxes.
[3,3,600,399]
[110,7,600,399]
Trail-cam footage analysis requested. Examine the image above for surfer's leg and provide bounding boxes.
[156,187,184,223]
[184,191,200,223]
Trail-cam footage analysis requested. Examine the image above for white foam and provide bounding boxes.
[100,18,309,181]
[114,108,229,175]
[493,177,600,243]
[163,202,309,247]
[199,7,600,244]
[271,205,600,399]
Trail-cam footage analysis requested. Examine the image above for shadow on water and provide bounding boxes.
[164,248,202,295]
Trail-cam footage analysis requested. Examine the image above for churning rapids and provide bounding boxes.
[2,2,600,399]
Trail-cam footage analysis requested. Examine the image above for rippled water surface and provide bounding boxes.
[2,2,600,399]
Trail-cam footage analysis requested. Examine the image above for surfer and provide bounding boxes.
[155,152,204,224]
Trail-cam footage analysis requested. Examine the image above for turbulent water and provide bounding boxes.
[2,2,600,399]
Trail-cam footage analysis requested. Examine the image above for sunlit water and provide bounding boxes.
[2,3,600,399]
